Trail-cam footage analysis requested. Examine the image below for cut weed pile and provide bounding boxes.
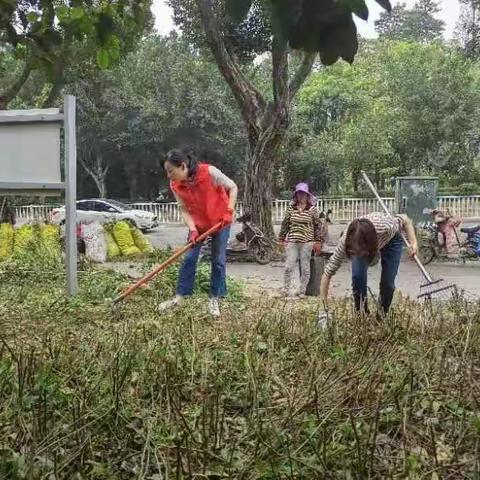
[1,252,480,479]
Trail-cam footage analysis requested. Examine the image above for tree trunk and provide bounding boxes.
[88,168,107,198]
[96,176,107,198]
[244,146,276,238]
[42,79,64,108]
[124,160,139,201]
[126,174,138,201]
[79,152,108,198]
[195,0,315,238]
[352,170,360,192]
[243,117,288,238]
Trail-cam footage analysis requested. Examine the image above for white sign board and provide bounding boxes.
[0,99,77,296]
[0,122,61,183]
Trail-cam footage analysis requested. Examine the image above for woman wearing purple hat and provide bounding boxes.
[278,183,326,297]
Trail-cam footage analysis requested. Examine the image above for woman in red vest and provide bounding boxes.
[159,149,238,316]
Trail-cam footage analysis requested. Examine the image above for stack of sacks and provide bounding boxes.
[13,225,36,255]
[112,221,141,256]
[78,221,153,262]
[40,224,60,257]
[0,223,61,261]
[0,223,14,259]
[82,222,107,263]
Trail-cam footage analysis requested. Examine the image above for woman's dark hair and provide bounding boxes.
[345,218,378,259]
[164,149,198,177]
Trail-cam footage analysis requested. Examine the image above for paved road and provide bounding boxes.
[145,221,480,299]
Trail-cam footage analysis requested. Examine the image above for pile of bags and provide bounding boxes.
[0,220,153,264]
[0,223,61,260]
[79,220,153,263]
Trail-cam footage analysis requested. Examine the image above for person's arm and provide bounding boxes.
[312,208,327,242]
[278,207,292,242]
[208,165,238,214]
[228,184,238,212]
[312,207,325,254]
[397,214,418,256]
[320,274,332,301]
[320,234,347,300]
[173,191,196,232]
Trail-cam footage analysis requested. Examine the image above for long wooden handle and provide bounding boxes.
[112,222,223,304]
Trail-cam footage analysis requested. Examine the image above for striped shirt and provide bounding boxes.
[208,166,236,190]
[324,212,405,277]
[279,204,326,243]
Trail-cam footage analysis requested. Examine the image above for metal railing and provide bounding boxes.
[14,196,480,224]
[438,195,480,219]
[14,204,57,222]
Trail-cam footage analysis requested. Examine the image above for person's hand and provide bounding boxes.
[278,239,287,250]
[409,242,418,258]
[221,208,234,226]
[316,306,330,330]
[313,241,322,255]
[188,229,199,244]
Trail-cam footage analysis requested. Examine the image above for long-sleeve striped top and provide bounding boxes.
[324,212,405,277]
[279,204,326,243]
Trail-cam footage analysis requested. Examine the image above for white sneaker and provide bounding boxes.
[158,295,183,313]
[209,297,221,317]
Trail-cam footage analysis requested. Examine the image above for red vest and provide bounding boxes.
[170,163,229,232]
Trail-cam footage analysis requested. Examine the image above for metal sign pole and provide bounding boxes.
[64,95,78,296]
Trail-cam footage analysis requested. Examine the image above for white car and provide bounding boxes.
[50,199,159,231]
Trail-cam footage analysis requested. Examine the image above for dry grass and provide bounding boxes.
[1,256,480,479]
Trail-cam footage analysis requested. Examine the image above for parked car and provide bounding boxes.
[50,199,159,231]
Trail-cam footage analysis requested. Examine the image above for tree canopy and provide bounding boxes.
[2,0,480,206]
[0,0,152,108]
[375,0,444,43]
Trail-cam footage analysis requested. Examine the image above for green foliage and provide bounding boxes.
[168,0,272,62]
[71,35,245,199]
[375,0,445,43]
[0,1,152,74]
[458,182,480,195]
[144,248,244,301]
[293,41,480,193]
[3,3,480,200]
[1,263,480,477]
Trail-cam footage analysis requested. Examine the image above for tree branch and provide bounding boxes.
[195,0,266,123]
[272,35,289,105]
[0,61,32,109]
[42,79,64,108]
[79,153,108,197]
[289,52,316,101]
[78,156,96,179]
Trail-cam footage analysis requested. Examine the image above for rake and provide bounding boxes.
[361,171,458,301]
[112,222,222,304]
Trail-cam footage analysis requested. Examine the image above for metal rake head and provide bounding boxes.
[417,279,458,301]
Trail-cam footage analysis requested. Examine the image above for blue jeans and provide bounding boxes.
[176,226,230,298]
[351,234,403,314]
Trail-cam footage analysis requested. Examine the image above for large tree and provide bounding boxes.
[457,0,480,59]
[375,0,444,43]
[167,0,391,236]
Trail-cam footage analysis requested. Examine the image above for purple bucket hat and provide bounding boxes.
[293,182,316,205]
